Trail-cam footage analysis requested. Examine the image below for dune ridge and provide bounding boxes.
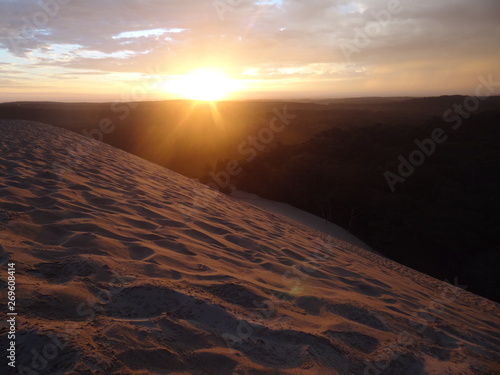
[0,120,499,375]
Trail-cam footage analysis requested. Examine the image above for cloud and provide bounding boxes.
[0,0,499,98]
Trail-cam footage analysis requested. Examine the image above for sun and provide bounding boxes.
[167,68,238,101]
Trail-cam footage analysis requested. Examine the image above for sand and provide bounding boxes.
[231,190,373,252]
[0,120,499,375]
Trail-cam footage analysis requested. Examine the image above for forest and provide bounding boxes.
[211,109,500,302]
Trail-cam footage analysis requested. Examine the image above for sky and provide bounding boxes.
[0,0,499,102]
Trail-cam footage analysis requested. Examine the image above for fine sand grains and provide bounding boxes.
[0,120,499,375]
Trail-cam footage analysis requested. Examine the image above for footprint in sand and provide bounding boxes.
[128,245,156,260]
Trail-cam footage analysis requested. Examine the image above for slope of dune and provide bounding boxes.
[0,120,499,375]
[231,190,373,252]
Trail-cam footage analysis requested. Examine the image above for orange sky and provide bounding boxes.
[1,0,499,102]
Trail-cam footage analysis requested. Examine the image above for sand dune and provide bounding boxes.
[231,190,373,252]
[0,120,499,375]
